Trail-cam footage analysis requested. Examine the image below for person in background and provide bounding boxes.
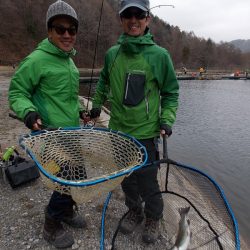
[234,71,240,77]
[90,0,179,244]
[199,67,204,76]
[8,0,88,248]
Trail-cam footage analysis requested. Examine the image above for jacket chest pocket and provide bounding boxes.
[123,72,146,106]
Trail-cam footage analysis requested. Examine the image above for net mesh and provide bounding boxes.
[161,162,238,249]
[19,127,146,203]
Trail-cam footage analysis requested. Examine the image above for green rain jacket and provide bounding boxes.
[93,30,179,139]
[9,38,82,128]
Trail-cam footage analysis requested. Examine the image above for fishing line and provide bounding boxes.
[85,2,175,111]
[86,0,105,111]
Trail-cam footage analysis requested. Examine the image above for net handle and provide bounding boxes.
[162,134,168,160]
[144,134,169,167]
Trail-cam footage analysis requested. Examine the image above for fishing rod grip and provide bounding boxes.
[9,112,55,131]
[162,134,168,160]
[9,113,22,121]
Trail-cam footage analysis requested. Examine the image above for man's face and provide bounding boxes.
[48,16,77,52]
[120,7,150,37]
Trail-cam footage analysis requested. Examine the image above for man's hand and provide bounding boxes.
[90,108,101,119]
[24,111,42,130]
[79,110,91,124]
[160,124,172,137]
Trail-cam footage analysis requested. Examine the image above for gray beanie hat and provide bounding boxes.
[119,0,150,14]
[46,0,78,29]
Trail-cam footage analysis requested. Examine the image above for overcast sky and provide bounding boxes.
[150,0,250,43]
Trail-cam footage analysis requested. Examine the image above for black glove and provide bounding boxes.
[90,108,101,119]
[79,110,90,120]
[24,111,41,130]
[160,124,172,137]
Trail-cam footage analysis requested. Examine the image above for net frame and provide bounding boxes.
[19,127,148,202]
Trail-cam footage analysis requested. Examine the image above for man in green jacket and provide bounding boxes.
[91,0,179,244]
[8,1,87,248]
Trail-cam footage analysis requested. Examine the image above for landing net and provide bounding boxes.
[106,159,240,250]
[19,127,147,203]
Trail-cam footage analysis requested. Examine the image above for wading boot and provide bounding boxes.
[43,209,74,249]
[120,209,144,234]
[142,218,160,244]
[62,205,86,228]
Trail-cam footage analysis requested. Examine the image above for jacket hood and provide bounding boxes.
[36,38,76,57]
[117,29,155,54]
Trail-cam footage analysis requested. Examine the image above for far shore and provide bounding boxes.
[1,66,248,81]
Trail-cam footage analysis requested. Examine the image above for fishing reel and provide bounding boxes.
[0,145,17,183]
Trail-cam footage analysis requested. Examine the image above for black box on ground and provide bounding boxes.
[5,159,40,188]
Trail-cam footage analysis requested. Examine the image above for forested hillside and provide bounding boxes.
[0,0,249,70]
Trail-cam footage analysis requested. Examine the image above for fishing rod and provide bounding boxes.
[86,0,105,111]
[150,4,175,10]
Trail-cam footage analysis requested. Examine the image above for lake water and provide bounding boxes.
[167,79,250,245]
[81,79,250,245]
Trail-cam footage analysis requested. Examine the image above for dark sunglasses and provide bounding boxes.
[52,25,77,36]
[120,10,148,20]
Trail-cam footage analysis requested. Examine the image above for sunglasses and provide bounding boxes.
[52,25,77,36]
[120,10,148,20]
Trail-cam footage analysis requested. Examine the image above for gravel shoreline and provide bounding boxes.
[1,74,248,250]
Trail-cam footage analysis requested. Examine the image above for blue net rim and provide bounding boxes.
[19,126,148,187]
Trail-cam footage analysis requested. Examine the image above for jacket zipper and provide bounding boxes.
[124,73,131,101]
[145,90,151,120]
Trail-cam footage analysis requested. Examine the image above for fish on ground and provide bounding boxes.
[170,206,192,250]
